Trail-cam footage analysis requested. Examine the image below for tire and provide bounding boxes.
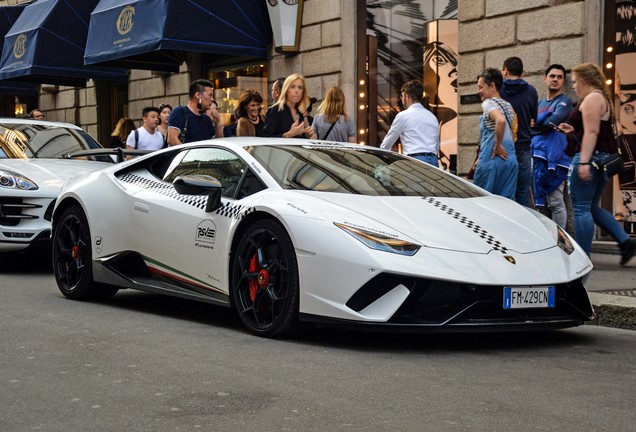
[231,219,300,337]
[52,205,118,300]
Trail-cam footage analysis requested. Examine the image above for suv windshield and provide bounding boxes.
[0,123,101,159]
[246,145,484,198]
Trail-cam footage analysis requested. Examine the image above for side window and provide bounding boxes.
[236,169,267,199]
[162,147,247,199]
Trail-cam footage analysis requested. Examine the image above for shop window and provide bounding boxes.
[207,64,268,129]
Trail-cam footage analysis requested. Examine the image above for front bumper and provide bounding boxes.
[301,273,594,332]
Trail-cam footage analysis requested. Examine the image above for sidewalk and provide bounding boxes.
[586,241,636,331]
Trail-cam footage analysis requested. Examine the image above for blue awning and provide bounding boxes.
[84,0,272,72]
[0,3,38,96]
[0,0,127,88]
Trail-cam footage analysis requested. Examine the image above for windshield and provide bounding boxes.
[246,145,484,198]
[0,123,101,159]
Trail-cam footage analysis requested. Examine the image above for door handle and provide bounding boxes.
[134,202,149,213]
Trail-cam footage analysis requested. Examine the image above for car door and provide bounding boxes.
[130,146,249,298]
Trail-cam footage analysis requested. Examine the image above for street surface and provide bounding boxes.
[1,252,635,432]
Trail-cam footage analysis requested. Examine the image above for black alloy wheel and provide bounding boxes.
[52,206,117,300]
[232,219,300,337]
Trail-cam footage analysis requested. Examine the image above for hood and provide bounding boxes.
[296,193,556,254]
[1,159,109,191]
[502,79,529,96]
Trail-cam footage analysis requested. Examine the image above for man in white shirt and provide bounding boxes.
[380,80,440,167]
[126,107,164,151]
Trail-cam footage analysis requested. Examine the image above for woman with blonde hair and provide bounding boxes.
[263,73,313,138]
[311,86,356,142]
[236,90,265,137]
[559,62,635,264]
[109,117,136,148]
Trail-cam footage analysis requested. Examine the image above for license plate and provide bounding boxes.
[503,286,555,309]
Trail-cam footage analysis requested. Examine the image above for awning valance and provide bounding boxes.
[0,3,38,96]
[0,0,127,88]
[84,0,272,72]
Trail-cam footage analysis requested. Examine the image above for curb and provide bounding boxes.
[591,240,621,255]
[587,292,636,331]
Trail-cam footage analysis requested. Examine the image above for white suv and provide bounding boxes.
[0,118,111,254]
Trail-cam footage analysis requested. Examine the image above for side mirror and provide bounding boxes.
[173,175,223,213]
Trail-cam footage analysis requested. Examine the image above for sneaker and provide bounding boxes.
[619,238,636,266]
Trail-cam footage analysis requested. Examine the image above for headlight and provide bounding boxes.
[0,169,38,190]
[534,209,575,255]
[557,226,575,255]
[335,222,421,256]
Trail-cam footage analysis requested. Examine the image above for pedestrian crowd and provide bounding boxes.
[470,57,635,265]
[103,65,634,266]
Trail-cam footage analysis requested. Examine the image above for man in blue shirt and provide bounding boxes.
[167,79,223,145]
[501,57,538,207]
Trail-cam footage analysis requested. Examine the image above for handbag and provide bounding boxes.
[597,152,624,178]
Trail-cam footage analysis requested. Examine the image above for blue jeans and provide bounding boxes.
[412,154,439,167]
[568,152,628,255]
[515,149,532,207]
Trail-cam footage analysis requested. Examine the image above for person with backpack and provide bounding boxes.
[126,107,163,152]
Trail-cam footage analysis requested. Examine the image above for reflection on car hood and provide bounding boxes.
[1,159,109,191]
[299,192,554,254]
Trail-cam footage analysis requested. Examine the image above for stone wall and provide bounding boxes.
[126,64,191,125]
[0,0,30,5]
[456,0,599,177]
[268,0,357,122]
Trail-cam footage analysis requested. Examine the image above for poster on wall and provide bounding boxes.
[424,19,458,173]
[365,0,458,148]
[616,0,636,233]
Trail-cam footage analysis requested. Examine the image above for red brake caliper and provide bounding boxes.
[71,245,80,260]
[248,254,270,301]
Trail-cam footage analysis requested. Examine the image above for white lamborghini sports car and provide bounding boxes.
[51,138,595,337]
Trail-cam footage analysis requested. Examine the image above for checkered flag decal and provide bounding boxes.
[213,201,255,221]
[118,173,254,219]
[423,197,509,254]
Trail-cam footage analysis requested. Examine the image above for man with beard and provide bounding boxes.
[167,79,222,145]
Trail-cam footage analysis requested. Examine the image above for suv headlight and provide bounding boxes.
[0,169,38,190]
[335,223,421,256]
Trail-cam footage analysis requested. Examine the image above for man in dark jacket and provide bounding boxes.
[500,57,538,207]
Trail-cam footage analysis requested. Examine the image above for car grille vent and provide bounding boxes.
[346,274,420,312]
[0,198,41,226]
[44,199,56,221]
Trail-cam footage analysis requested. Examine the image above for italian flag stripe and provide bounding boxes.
[143,255,223,294]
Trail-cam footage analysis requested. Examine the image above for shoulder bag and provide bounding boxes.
[321,116,339,140]
[595,91,626,178]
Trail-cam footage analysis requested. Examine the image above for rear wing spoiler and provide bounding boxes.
[62,148,152,163]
